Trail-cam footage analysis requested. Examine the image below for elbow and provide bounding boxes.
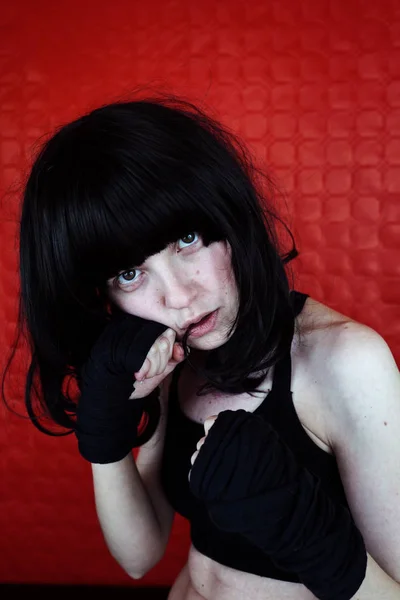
[118,547,166,581]
[124,562,157,581]
[126,569,146,581]
[119,563,149,580]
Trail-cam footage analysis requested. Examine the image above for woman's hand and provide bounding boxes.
[188,415,218,481]
[76,313,173,463]
[130,327,186,399]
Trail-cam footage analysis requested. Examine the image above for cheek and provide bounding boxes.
[108,291,155,321]
[209,242,237,287]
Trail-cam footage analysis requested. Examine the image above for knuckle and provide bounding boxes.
[138,359,149,377]
[159,339,169,352]
[147,344,156,358]
[145,366,156,379]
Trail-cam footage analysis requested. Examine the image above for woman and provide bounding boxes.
[5,95,400,599]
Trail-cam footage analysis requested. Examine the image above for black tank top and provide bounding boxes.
[160,291,350,583]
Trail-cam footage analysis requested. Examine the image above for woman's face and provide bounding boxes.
[107,233,239,351]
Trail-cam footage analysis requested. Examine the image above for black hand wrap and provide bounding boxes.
[189,410,367,600]
[75,313,167,464]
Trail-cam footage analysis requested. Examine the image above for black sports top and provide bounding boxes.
[160,291,351,583]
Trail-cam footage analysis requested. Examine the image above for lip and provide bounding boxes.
[187,309,218,338]
[181,311,212,331]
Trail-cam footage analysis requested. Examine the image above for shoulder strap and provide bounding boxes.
[269,290,309,397]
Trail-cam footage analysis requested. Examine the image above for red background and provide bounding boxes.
[0,0,399,588]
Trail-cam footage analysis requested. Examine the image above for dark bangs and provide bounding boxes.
[32,101,253,311]
[45,159,226,296]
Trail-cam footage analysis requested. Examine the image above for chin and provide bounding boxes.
[188,332,229,352]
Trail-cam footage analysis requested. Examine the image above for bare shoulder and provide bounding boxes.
[296,295,355,336]
[291,295,394,451]
[296,294,387,359]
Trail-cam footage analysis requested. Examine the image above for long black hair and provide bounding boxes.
[2,93,301,437]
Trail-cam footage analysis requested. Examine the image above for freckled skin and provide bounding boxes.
[107,238,239,353]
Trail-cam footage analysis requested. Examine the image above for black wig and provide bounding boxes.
[3,93,301,437]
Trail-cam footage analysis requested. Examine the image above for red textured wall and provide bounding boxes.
[0,0,399,588]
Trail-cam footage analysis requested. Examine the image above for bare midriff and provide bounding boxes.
[167,544,317,600]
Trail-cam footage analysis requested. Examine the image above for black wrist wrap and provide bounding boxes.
[75,315,167,464]
[189,410,367,600]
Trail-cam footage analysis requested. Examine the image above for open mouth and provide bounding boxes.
[188,310,218,338]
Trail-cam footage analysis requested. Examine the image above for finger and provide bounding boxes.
[149,338,178,379]
[204,415,218,434]
[136,329,177,380]
[155,327,175,343]
[145,333,172,378]
[196,436,205,451]
[151,339,176,377]
[162,328,177,346]
[172,342,185,363]
[135,357,151,381]
[135,328,174,378]
[190,450,198,466]
[149,336,169,377]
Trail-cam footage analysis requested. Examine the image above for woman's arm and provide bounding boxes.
[323,322,400,597]
[92,453,169,579]
[92,379,175,579]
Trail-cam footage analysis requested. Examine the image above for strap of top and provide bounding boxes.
[268,290,309,398]
[291,289,309,317]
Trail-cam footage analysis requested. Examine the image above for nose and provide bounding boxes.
[159,267,197,310]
